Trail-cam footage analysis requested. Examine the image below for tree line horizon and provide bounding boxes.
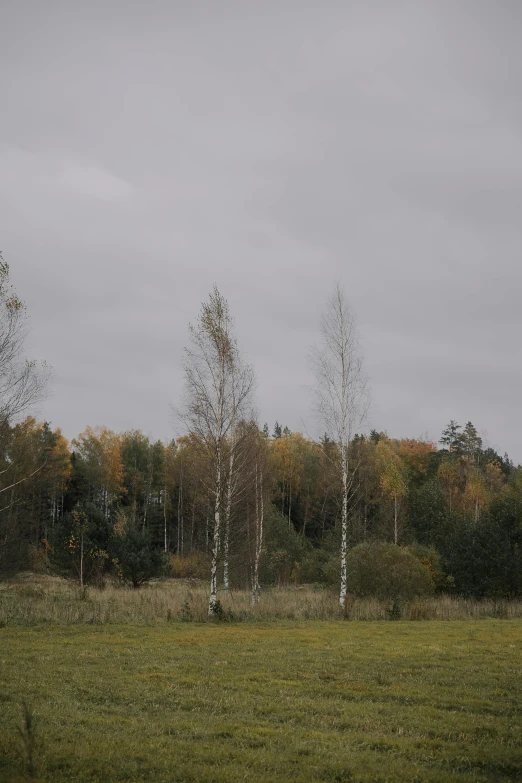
[0,263,521,608]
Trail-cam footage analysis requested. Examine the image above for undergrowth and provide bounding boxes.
[1,573,522,626]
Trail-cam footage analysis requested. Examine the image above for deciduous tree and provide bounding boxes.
[310,283,369,608]
[0,254,50,426]
[180,287,255,614]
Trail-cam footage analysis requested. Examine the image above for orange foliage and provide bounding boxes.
[73,426,125,500]
[398,439,435,482]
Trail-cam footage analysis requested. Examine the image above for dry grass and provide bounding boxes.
[1,572,521,625]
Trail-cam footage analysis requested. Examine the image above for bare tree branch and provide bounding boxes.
[0,460,47,495]
[0,253,51,425]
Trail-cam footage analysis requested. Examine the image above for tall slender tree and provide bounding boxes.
[180,287,255,614]
[310,283,368,608]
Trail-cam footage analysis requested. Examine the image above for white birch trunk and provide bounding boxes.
[339,449,348,608]
[310,284,368,613]
[80,527,84,589]
[209,449,222,614]
[181,287,255,617]
[252,463,264,605]
[177,473,183,556]
[163,486,168,552]
[209,342,226,615]
[223,439,235,592]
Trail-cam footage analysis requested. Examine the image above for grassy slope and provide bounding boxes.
[1,621,521,782]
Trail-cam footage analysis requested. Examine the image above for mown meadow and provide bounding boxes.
[1,578,522,782]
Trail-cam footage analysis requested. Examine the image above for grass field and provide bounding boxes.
[1,619,522,782]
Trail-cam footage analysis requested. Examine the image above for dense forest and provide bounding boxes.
[1,414,521,601]
[0,260,521,605]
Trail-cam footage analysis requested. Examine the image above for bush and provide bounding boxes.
[321,552,342,587]
[299,548,331,584]
[343,541,435,600]
[408,543,452,592]
[209,599,234,622]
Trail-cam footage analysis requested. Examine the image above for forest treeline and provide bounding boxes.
[1,414,521,599]
[0,257,521,605]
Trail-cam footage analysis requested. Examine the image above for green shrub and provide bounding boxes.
[209,599,234,622]
[344,541,435,600]
[299,548,331,583]
[408,543,452,592]
[321,552,342,587]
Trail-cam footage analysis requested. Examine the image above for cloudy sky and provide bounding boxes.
[1,0,521,460]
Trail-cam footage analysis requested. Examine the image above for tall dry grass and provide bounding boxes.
[1,573,521,625]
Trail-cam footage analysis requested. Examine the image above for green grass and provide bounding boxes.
[1,621,522,782]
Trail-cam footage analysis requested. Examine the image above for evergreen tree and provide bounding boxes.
[460,422,482,463]
[439,421,462,454]
[111,525,167,588]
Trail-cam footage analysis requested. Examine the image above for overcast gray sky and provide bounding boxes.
[1,0,521,460]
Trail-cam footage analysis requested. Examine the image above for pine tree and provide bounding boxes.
[439,421,463,453]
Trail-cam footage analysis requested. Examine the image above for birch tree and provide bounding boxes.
[180,287,254,614]
[0,255,51,572]
[310,283,368,609]
[0,254,50,425]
